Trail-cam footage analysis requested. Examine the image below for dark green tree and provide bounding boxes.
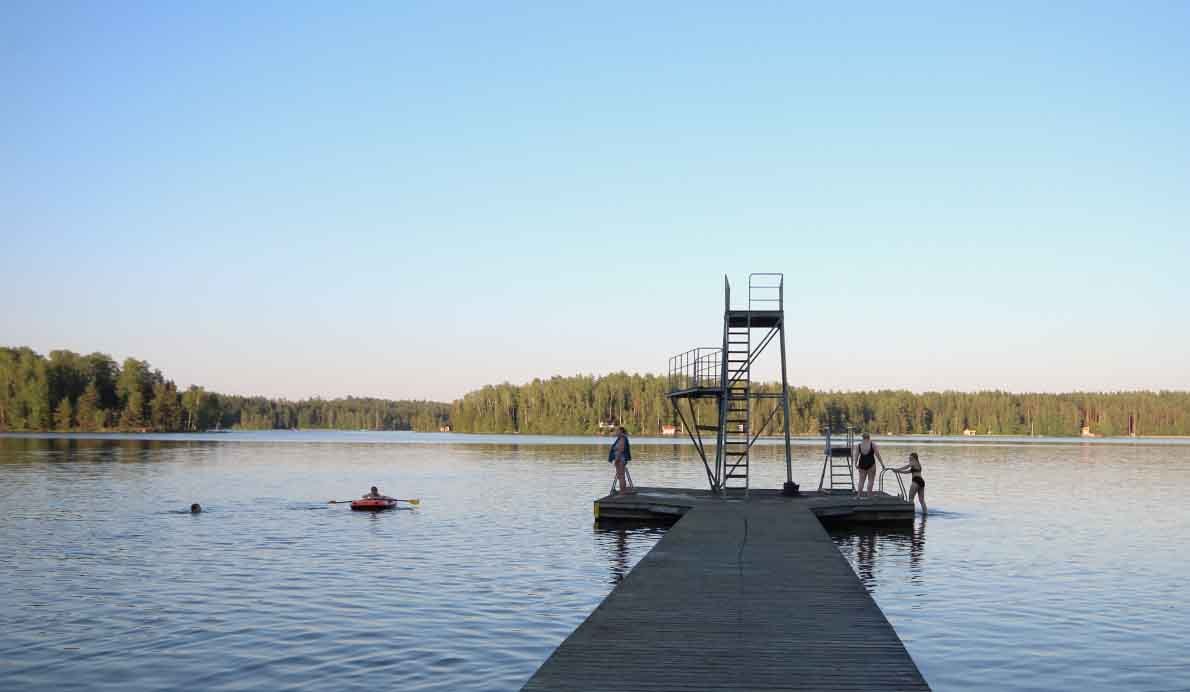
[75,382,102,431]
[150,382,182,430]
[54,396,74,431]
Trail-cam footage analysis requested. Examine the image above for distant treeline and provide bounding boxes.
[450,374,1190,437]
[4,347,1189,437]
[0,347,449,433]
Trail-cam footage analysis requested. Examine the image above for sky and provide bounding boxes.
[2,2,1188,401]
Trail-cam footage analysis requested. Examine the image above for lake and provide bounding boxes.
[1,432,1188,691]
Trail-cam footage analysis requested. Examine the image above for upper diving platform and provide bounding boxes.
[665,273,786,399]
[726,309,782,329]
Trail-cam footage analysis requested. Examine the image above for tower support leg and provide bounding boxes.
[779,317,798,496]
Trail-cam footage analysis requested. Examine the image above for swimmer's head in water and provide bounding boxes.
[190,503,202,513]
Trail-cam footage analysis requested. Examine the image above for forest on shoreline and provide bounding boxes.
[449,374,1190,437]
[3,346,1189,437]
[0,347,449,433]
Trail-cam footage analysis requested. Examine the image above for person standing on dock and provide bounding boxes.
[892,452,927,514]
[608,426,634,494]
[854,432,883,499]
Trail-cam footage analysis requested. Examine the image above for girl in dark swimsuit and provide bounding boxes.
[892,452,927,514]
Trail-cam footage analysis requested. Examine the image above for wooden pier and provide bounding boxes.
[522,488,928,691]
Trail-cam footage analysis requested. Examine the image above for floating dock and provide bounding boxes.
[592,486,916,525]
[524,273,927,689]
[522,488,928,691]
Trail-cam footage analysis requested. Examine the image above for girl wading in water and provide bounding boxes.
[854,432,883,499]
[892,452,927,514]
[607,426,634,494]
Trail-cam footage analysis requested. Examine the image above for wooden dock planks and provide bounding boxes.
[523,495,929,691]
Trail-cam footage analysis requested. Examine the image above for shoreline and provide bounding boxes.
[3,430,1189,444]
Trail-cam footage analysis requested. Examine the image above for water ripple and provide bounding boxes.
[3,436,1190,691]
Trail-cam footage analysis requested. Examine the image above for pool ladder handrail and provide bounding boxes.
[878,463,907,500]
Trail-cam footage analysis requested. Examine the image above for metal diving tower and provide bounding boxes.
[666,273,796,497]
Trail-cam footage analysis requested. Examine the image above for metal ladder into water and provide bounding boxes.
[819,426,856,492]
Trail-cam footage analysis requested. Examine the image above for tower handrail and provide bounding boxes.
[747,273,783,312]
[667,347,722,393]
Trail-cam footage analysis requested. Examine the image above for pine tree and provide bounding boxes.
[75,382,101,431]
[54,396,73,431]
[120,390,146,430]
[150,382,181,431]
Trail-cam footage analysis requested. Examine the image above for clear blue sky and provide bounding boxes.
[3,2,1188,401]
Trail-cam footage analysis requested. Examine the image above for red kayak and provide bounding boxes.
[350,497,399,511]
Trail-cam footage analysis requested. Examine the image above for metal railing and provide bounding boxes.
[667,347,721,393]
[747,273,783,312]
[879,465,908,500]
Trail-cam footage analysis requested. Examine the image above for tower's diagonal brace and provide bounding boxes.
[692,401,722,490]
[745,405,782,452]
[724,326,780,388]
[671,399,718,492]
[689,401,719,490]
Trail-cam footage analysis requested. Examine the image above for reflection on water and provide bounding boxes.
[594,526,667,585]
[3,434,1190,691]
[827,441,1190,692]
[0,435,672,692]
[831,520,929,587]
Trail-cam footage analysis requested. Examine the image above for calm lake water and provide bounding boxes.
[2,432,1188,691]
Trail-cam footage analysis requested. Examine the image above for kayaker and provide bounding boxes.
[365,486,384,499]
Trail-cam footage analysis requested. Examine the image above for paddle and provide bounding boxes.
[328,498,420,505]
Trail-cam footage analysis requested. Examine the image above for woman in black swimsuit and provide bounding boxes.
[892,452,927,514]
[854,433,882,499]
